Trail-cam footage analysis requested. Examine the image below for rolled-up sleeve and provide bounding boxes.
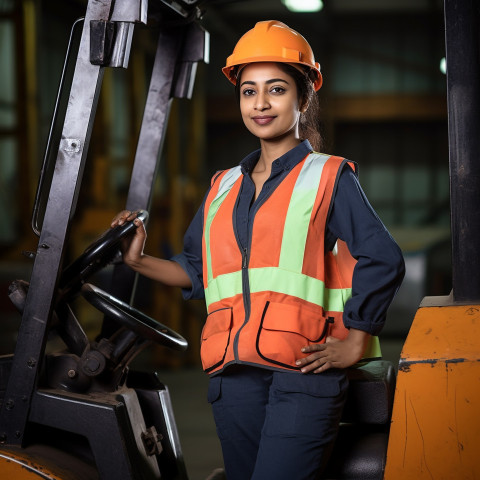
[170,195,206,301]
[327,168,405,336]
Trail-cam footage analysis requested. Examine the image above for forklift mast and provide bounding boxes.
[384,1,480,478]
[444,0,480,303]
[0,1,209,477]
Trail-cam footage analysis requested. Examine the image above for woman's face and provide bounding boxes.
[238,62,303,144]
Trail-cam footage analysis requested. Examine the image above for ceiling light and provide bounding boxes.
[282,0,324,13]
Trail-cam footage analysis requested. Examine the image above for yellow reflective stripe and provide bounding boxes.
[205,271,243,309]
[205,266,351,313]
[363,335,382,359]
[279,153,330,272]
[204,268,382,359]
[250,268,351,312]
[204,167,242,284]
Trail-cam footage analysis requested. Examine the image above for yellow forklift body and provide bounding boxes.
[0,444,99,479]
[384,298,480,479]
[0,445,97,480]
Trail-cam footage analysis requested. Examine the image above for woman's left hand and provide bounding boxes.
[296,328,370,374]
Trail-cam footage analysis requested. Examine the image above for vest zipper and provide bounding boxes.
[242,247,248,268]
[232,246,251,363]
[232,177,276,365]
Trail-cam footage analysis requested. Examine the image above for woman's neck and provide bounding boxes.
[255,136,301,173]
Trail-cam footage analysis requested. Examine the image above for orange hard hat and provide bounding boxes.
[222,20,323,91]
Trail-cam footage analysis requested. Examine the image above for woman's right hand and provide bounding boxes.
[111,210,146,268]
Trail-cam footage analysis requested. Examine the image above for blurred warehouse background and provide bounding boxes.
[0,0,450,369]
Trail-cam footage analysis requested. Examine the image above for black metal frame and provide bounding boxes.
[444,0,480,303]
[0,1,209,478]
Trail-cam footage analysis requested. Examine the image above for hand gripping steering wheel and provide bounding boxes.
[59,210,188,350]
[59,210,149,294]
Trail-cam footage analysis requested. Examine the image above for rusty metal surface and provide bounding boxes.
[384,303,480,479]
[0,444,99,479]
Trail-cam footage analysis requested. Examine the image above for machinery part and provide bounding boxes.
[141,425,163,456]
[0,0,115,445]
[444,0,480,302]
[81,283,188,350]
[59,210,148,295]
[44,353,92,392]
[8,281,89,357]
[31,17,84,237]
[7,279,30,314]
[26,388,149,479]
[323,360,396,480]
[222,20,323,91]
[90,20,135,68]
[127,370,189,479]
[106,20,210,326]
[0,444,98,479]
[90,20,115,66]
[80,350,107,377]
[384,299,480,479]
[384,2,480,478]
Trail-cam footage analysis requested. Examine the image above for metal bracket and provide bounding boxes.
[90,20,134,68]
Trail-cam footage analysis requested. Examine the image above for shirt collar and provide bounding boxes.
[240,140,313,175]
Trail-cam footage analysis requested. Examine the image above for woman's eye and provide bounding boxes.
[271,86,286,94]
[242,88,255,96]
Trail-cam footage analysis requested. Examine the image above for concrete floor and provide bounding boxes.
[153,337,405,480]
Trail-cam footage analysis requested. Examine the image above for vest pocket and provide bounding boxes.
[256,301,332,369]
[201,307,233,373]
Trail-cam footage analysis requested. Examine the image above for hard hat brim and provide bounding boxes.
[222,59,323,91]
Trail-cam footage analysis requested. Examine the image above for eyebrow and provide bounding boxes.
[240,78,289,87]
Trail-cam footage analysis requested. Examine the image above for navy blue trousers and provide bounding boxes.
[207,365,348,480]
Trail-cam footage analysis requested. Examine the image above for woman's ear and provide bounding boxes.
[300,98,309,114]
[299,91,310,113]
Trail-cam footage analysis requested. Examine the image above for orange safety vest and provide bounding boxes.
[201,152,380,375]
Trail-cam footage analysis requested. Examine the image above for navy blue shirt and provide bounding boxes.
[172,140,405,336]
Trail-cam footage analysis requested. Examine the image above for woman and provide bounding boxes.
[113,21,405,480]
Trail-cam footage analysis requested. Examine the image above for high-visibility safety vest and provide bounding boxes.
[201,152,381,375]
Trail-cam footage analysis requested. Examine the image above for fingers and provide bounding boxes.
[297,341,349,373]
[325,335,340,344]
[296,345,330,373]
[111,210,139,227]
[297,354,333,374]
[301,344,326,354]
[297,335,366,373]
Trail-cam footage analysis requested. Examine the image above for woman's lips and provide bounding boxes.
[252,116,275,125]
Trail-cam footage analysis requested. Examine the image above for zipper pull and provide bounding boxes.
[242,247,248,268]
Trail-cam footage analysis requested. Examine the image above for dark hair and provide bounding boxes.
[234,63,323,152]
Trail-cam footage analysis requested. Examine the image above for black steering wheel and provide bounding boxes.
[81,283,188,350]
[58,210,188,350]
[59,210,149,294]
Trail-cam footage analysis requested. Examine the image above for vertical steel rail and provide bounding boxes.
[105,26,186,314]
[0,0,113,445]
[445,0,480,302]
[126,27,185,213]
[105,22,208,322]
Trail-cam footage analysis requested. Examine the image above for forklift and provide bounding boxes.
[0,0,478,479]
[0,1,213,478]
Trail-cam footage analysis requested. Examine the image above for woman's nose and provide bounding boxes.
[255,92,269,111]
